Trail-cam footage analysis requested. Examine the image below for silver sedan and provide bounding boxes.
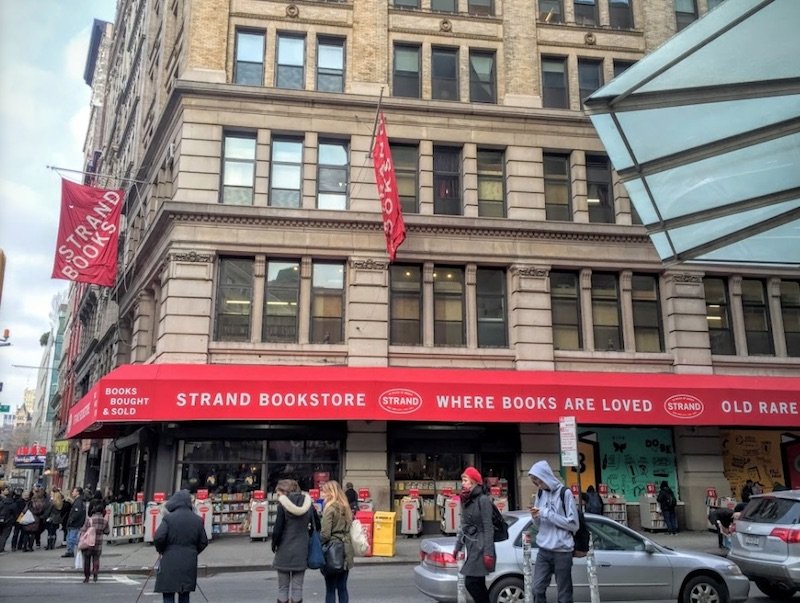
[414,511,750,603]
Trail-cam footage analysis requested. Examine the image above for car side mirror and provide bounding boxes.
[644,541,656,554]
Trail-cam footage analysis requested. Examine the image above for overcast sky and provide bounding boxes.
[0,1,116,415]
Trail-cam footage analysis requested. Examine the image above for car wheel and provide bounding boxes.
[681,575,727,603]
[754,578,798,600]
[488,576,524,603]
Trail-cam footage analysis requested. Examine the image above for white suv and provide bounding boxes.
[728,489,800,600]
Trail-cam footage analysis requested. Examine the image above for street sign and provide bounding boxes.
[0,404,9,413]
[559,415,579,467]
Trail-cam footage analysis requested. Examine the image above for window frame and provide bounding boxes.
[544,152,572,221]
[539,0,563,23]
[477,267,508,348]
[675,0,698,31]
[393,44,421,99]
[391,143,419,214]
[433,145,463,215]
[542,56,569,109]
[591,272,622,351]
[317,139,349,210]
[275,33,306,90]
[316,36,345,93]
[310,262,345,344]
[262,259,300,343]
[609,0,634,29]
[477,148,505,218]
[214,257,254,342]
[578,58,604,104]
[433,265,466,347]
[432,46,459,101]
[741,278,774,356]
[574,0,598,26]
[431,0,457,13]
[613,59,636,78]
[468,0,494,17]
[221,132,257,205]
[469,49,497,104]
[390,265,423,345]
[550,271,582,351]
[234,29,265,86]
[269,136,304,208]
[586,154,614,224]
[631,274,664,353]
[704,277,735,355]
[780,280,800,357]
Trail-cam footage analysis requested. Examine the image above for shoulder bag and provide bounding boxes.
[321,538,345,575]
[350,518,369,556]
[307,515,324,569]
[78,525,96,550]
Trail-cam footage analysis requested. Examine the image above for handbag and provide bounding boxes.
[321,539,345,575]
[349,519,369,556]
[18,510,35,526]
[307,524,324,569]
[78,526,96,550]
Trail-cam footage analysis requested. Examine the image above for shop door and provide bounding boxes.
[481,455,516,510]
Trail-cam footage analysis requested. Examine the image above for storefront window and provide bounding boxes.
[180,462,262,495]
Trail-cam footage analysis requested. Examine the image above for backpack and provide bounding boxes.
[660,489,676,510]
[541,487,589,557]
[482,495,509,542]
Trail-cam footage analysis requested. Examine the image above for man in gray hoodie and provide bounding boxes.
[528,460,580,603]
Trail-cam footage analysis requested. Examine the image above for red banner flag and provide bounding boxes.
[51,179,124,287]
[371,112,406,262]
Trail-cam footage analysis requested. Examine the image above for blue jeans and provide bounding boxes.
[533,548,574,603]
[324,569,349,603]
[662,509,678,533]
[66,527,80,554]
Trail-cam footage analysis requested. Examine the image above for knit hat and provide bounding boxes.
[462,466,483,485]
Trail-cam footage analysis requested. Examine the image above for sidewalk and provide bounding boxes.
[0,529,724,577]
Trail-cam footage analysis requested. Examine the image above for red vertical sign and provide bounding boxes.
[371,112,406,262]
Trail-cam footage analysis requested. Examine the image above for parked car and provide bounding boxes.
[414,511,750,603]
[728,488,800,600]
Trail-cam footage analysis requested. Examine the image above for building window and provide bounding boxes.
[632,274,663,352]
[469,50,496,104]
[742,279,774,355]
[586,155,613,223]
[263,260,300,342]
[393,44,421,98]
[390,265,422,345]
[317,37,345,93]
[704,277,734,355]
[270,138,303,208]
[477,268,507,347]
[432,47,459,101]
[675,0,697,31]
[609,0,633,29]
[468,0,494,16]
[432,0,457,12]
[592,273,621,351]
[434,146,462,215]
[539,0,563,23]
[215,257,253,341]
[434,266,465,346]
[544,153,572,221]
[310,262,344,344]
[780,281,800,357]
[221,133,256,205]
[394,0,420,8]
[234,30,265,86]
[392,144,419,214]
[574,0,598,25]
[707,0,726,10]
[578,59,604,104]
[551,271,582,350]
[276,34,305,89]
[542,57,568,109]
[613,59,636,77]
[317,141,348,210]
[477,149,504,217]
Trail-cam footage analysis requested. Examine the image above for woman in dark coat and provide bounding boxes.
[453,467,495,603]
[154,490,208,603]
[79,500,110,583]
[272,479,320,603]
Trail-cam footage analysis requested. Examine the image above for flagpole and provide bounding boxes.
[46,165,148,186]
[367,87,385,155]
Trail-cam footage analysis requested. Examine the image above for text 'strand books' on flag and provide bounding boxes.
[51,179,124,287]
[371,112,406,262]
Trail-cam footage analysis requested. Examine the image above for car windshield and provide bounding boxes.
[740,497,800,525]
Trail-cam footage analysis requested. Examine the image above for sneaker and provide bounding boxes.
[62,551,74,558]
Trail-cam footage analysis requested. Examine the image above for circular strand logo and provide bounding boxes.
[664,394,704,419]
[378,389,423,415]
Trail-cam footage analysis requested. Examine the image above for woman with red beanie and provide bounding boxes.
[453,466,495,603]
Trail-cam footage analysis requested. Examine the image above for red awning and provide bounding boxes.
[66,364,800,438]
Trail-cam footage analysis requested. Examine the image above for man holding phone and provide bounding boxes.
[528,460,580,603]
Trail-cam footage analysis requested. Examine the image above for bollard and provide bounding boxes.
[457,551,467,603]
[586,534,600,603]
[522,527,534,603]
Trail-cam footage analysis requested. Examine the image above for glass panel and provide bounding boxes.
[578,59,603,103]
[311,263,344,344]
[318,41,344,70]
[394,46,421,98]
[223,162,254,187]
[468,0,493,17]
[278,36,305,66]
[434,266,465,346]
[551,271,581,350]
[184,440,263,463]
[270,139,303,208]
[215,258,253,341]
[609,0,633,29]
[469,51,496,104]
[179,462,262,495]
[237,32,264,62]
[225,136,256,159]
[391,265,422,345]
[235,63,263,86]
[574,0,597,25]
[477,268,507,348]
[586,156,613,224]
[704,278,735,355]
[271,164,301,189]
[394,0,420,6]
[432,48,459,101]
[478,149,504,218]
[264,261,299,343]
[432,0,457,12]
[392,144,418,213]
[434,146,462,215]
[632,274,663,352]
[592,273,621,351]
[273,140,303,162]
[539,0,563,22]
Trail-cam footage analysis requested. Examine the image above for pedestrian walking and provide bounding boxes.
[656,481,679,535]
[45,487,64,549]
[320,480,354,603]
[153,489,208,603]
[710,503,746,549]
[344,482,359,514]
[272,479,320,603]
[79,499,110,583]
[60,492,73,547]
[0,487,17,552]
[10,489,27,552]
[62,487,86,558]
[453,467,495,603]
[740,480,753,503]
[21,489,46,552]
[529,460,580,603]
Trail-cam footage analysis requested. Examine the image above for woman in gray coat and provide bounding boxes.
[271,479,320,603]
[154,490,208,603]
[453,467,495,603]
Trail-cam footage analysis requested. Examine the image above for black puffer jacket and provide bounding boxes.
[154,490,208,594]
[272,492,319,571]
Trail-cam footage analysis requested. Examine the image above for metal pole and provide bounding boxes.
[586,534,601,603]
[522,526,534,603]
[457,551,467,603]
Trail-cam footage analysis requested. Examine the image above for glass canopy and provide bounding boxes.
[584,0,800,268]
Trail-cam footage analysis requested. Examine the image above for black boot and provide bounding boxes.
[47,535,56,550]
